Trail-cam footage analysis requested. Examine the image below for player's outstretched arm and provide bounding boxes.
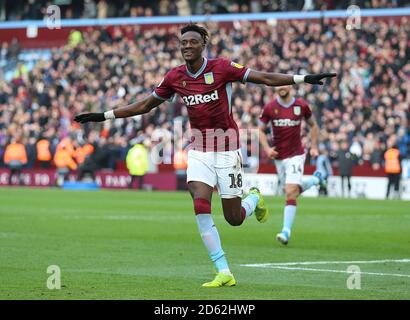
[308,115,319,158]
[246,71,336,86]
[74,95,163,123]
[259,122,278,159]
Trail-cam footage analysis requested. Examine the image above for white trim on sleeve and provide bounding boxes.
[242,68,251,83]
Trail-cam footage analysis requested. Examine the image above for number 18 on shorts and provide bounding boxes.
[187,149,244,199]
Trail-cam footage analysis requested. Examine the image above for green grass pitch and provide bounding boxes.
[1,187,409,300]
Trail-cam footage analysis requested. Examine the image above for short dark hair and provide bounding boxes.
[180,23,209,45]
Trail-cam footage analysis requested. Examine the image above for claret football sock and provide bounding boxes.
[196,214,230,273]
[283,200,297,232]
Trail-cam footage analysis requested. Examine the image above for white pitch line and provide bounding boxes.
[241,265,410,278]
[241,258,410,267]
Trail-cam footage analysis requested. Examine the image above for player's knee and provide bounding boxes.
[193,198,211,214]
[223,209,243,226]
[226,216,243,226]
[285,185,299,200]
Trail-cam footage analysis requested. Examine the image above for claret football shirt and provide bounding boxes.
[154,57,250,152]
[259,97,312,160]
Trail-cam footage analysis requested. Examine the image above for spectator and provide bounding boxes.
[337,141,354,198]
[89,137,111,170]
[349,137,363,164]
[397,127,410,158]
[84,0,97,18]
[6,38,20,62]
[126,143,149,189]
[36,136,52,168]
[177,0,191,16]
[315,145,333,196]
[384,143,402,199]
[4,136,27,185]
[77,139,100,182]
[370,141,383,171]
[97,0,108,19]
[53,137,77,187]
[73,141,94,167]
[302,0,315,11]
[68,30,84,48]
[25,136,37,169]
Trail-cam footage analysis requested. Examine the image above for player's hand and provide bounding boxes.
[74,113,105,123]
[265,147,278,159]
[310,147,319,158]
[304,73,337,85]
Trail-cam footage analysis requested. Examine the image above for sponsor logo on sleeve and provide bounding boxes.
[230,61,244,69]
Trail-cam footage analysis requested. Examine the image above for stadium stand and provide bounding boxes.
[0,5,409,196]
[1,0,408,20]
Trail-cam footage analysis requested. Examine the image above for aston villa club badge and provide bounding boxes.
[182,80,186,87]
[293,106,301,115]
[204,72,214,84]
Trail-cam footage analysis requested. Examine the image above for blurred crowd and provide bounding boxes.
[0,17,409,174]
[2,0,409,21]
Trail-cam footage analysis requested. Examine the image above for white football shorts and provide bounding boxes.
[187,149,244,199]
[274,153,306,187]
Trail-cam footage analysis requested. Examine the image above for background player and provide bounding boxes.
[75,24,335,286]
[259,85,326,245]
[315,145,333,196]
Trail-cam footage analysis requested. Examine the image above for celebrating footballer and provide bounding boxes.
[75,23,336,287]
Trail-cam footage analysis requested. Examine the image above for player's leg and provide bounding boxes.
[276,183,299,245]
[190,183,236,288]
[187,150,234,287]
[393,174,400,199]
[217,150,268,226]
[221,197,243,226]
[8,167,14,185]
[189,182,235,287]
[347,175,352,197]
[276,154,305,245]
[300,175,320,192]
[138,175,144,189]
[220,189,267,226]
[300,171,321,193]
[386,174,391,199]
[17,167,23,185]
[275,159,286,196]
[63,169,69,184]
[323,176,329,195]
